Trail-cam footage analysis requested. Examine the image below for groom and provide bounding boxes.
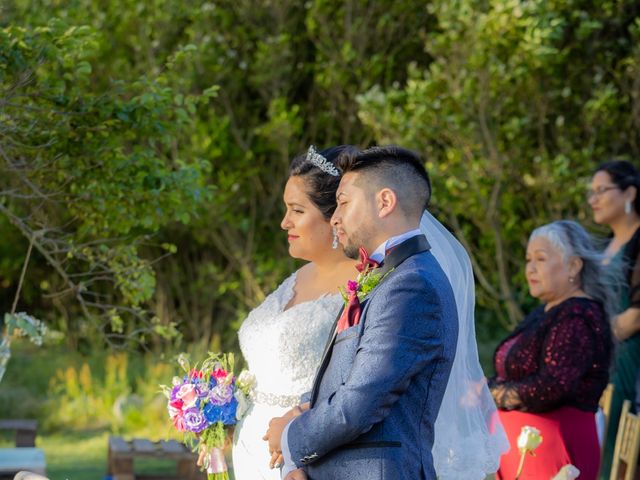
[267,145,458,479]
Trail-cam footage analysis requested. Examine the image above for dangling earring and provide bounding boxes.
[332,227,339,249]
[625,200,632,215]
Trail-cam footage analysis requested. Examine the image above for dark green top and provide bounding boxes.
[600,226,640,479]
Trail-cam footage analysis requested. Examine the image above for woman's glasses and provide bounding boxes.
[586,185,620,200]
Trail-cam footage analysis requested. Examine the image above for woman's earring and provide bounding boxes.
[569,276,575,284]
[625,200,632,215]
[332,228,339,249]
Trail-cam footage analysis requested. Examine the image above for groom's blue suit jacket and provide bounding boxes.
[287,235,458,480]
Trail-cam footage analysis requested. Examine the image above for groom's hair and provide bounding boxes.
[338,145,431,221]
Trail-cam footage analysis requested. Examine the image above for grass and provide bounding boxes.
[0,333,505,479]
[0,341,241,479]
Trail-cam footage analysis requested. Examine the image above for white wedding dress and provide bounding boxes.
[232,271,341,480]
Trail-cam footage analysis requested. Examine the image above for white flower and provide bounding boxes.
[517,426,543,453]
[235,390,250,420]
[236,370,256,393]
[551,464,581,480]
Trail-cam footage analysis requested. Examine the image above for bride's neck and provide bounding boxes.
[312,249,352,276]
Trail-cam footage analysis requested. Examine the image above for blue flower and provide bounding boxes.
[203,396,238,426]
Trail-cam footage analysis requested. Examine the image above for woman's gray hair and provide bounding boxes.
[529,220,623,321]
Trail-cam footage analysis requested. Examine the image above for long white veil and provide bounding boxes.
[421,211,509,479]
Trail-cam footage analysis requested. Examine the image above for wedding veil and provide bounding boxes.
[420,211,509,479]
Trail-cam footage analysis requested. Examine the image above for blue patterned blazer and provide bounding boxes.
[286,235,458,480]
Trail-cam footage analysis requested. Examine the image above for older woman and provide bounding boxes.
[587,160,640,479]
[489,221,615,480]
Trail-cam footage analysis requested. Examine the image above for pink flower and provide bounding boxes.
[212,368,228,381]
[172,412,186,432]
[189,369,204,379]
[168,399,184,419]
[347,280,358,292]
[176,383,198,408]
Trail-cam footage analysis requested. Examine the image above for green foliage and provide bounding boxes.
[4,312,47,345]
[45,350,174,435]
[1,0,437,351]
[358,0,640,328]
[2,0,639,351]
[0,15,212,345]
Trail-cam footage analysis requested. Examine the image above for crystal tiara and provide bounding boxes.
[306,145,340,177]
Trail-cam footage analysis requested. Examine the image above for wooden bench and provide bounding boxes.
[0,448,47,477]
[0,420,38,448]
[107,436,204,480]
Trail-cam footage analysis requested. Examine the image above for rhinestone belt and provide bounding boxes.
[249,390,300,408]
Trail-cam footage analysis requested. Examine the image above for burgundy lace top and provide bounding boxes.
[489,297,612,413]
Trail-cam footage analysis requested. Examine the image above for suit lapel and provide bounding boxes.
[376,234,431,275]
[309,234,431,407]
[310,308,342,406]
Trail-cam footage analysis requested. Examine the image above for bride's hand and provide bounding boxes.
[269,451,284,469]
[282,402,309,422]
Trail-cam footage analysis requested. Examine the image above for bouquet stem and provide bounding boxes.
[205,447,228,480]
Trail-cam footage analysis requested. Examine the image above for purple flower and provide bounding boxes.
[183,407,208,433]
[209,383,233,406]
[347,280,358,292]
[170,384,182,401]
[195,382,210,398]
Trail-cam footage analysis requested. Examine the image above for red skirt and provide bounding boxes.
[496,406,599,480]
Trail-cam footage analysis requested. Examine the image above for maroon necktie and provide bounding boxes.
[336,248,380,333]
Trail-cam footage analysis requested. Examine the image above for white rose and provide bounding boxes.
[237,370,256,392]
[517,425,543,453]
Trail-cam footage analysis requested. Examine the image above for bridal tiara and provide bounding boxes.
[306,145,340,177]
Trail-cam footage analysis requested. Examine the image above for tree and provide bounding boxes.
[358,0,640,329]
[0,19,212,352]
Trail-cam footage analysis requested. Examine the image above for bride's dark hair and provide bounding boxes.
[289,145,360,220]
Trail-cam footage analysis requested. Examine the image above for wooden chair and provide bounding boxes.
[600,383,615,452]
[610,400,640,480]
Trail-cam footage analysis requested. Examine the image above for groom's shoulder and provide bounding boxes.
[384,250,449,292]
[400,249,447,279]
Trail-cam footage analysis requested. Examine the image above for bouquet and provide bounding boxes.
[161,352,255,480]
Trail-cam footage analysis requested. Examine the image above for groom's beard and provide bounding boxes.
[341,223,376,259]
[344,243,360,259]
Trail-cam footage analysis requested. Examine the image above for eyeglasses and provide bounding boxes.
[587,185,620,200]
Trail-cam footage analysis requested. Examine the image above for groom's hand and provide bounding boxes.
[284,468,308,480]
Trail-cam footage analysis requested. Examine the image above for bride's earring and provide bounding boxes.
[625,200,632,215]
[332,227,339,249]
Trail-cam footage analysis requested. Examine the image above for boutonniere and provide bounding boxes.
[339,266,392,306]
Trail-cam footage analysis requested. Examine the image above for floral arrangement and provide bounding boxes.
[161,352,255,480]
[338,268,391,306]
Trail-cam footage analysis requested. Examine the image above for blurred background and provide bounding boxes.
[1,0,639,478]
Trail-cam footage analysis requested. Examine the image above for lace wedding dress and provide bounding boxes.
[232,271,342,480]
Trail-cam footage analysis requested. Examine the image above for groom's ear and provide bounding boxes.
[376,187,398,218]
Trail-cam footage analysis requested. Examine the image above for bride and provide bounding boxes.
[232,145,358,480]
[232,145,508,480]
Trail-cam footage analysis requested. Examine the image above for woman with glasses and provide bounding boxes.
[587,160,640,478]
